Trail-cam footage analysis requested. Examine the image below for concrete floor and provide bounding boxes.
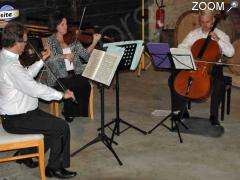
[1,59,240,180]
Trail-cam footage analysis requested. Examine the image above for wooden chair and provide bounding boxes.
[187,76,232,121]
[0,123,45,180]
[49,82,95,120]
[220,76,232,121]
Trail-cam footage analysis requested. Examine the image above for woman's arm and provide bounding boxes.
[87,33,102,54]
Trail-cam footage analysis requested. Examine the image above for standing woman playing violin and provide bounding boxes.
[46,13,101,122]
[169,9,235,126]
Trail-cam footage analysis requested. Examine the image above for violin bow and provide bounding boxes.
[27,42,78,104]
[194,60,240,67]
[76,6,87,42]
[68,6,87,64]
[72,6,86,50]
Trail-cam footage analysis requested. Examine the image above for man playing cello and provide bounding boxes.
[169,9,235,126]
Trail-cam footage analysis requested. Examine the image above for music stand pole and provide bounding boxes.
[147,53,188,143]
[71,83,123,166]
[100,71,147,137]
[114,71,147,135]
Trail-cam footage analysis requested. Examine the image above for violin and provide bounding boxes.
[173,6,235,101]
[64,25,113,47]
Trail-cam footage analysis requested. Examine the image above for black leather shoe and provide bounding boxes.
[14,151,38,168]
[60,168,77,176]
[65,117,74,123]
[209,115,220,126]
[45,167,77,179]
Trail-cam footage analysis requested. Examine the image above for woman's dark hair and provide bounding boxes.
[48,13,67,32]
[1,22,26,48]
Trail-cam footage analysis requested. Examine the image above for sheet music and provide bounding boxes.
[170,48,196,70]
[130,45,144,70]
[94,53,118,85]
[82,49,104,79]
[146,42,171,69]
[103,40,144,71]
[82,48,124,86]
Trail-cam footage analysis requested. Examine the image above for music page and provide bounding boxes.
[82,49,104,79]
[94,53,118,86]
[170,48,196,70]
[82,48,124,86]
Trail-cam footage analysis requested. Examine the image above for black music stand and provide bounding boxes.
[71,84,122,165]
[146,43,196,143]
[102,41,147,137]
[71,49,124,165]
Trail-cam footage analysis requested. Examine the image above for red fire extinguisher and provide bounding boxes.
[156,7,165,29]
[155,0,165,29]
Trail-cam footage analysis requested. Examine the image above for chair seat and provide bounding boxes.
[0,126,43,145]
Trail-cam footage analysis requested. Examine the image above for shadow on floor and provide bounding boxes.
[175,117,225,138]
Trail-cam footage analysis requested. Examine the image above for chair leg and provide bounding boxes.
[227,87,231,115]
[188,101,191,110]
[55,102,60,117]
[221,88,226,121]
[49,102,60,117]
[49,102,54,115]
[38,139,46,180]
[89,85,94,120]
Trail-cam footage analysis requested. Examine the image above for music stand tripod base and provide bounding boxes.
[99,71,147,136]
[147,112,188,143]
[71,84,123,166]
[146,43,193,143]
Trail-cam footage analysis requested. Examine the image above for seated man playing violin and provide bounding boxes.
[45,13,101,122]
[168,9,235,126]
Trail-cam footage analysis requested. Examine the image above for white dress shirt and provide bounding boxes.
[0,49,63,115]
[178,27,235,58]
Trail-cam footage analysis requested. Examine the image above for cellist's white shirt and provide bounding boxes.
[0,49,63,115]
[178,27,235,58]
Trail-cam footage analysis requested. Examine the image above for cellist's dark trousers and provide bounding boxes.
[168,70,186,112]
[168,65,224,120]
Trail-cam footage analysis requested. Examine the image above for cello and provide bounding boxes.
[173,3,238,102]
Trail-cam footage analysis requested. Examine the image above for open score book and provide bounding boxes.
[82,47,125,86]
